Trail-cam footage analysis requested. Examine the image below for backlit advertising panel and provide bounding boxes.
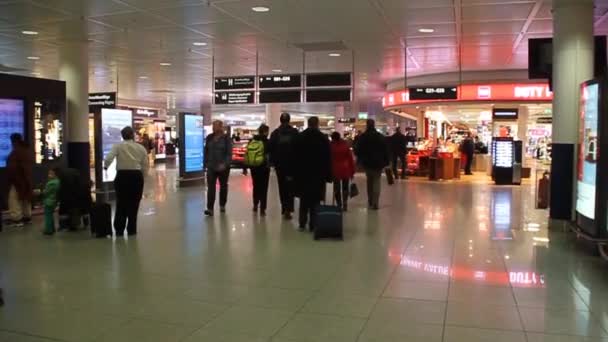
[0,99,25,168]
[101,108,133,182]
[184,114,204,173]
[577,82,599,220]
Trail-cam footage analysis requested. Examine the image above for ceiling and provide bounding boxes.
[1,0,608,110]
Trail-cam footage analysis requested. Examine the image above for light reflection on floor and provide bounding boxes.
[0,166,607,342]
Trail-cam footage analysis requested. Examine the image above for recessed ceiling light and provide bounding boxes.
[418,28,435,33]
[272,69,282,73]
[139,76,149,79]
[193,42,207,46]
[251,6,270,12]
[160,62,172,66]
[22,30,38,35]
[329,53,341,57]
[27,56,40,60]
[30,72,40,76]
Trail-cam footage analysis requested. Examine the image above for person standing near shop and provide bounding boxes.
[246,124,270,216]
[204,120,232,217]
[389,126,408,179]
[354,119,389,210]
[104,126,148,236]
[268,113,299,220]
[293,117,331,232]
[330,132,355,212]
[461,133,475,175]
[6,133,33,228]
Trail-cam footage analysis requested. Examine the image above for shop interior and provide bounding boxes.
[396,103,552,183]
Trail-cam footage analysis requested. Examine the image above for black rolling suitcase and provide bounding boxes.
[90,184,112,238]
[313,187,344,241]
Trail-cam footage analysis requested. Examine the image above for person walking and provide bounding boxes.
[293,117,331,232]
[6,133,33,228]
[204,120,232,216]
[246,124,270,216]
[354,119,389,210]
[330,132,355,212]
[389,126,408,179]
[268,112,299,219]
[104,126,148,236]
[461,133,475,175]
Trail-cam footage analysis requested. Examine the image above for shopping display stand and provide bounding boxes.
[178,113,205,187]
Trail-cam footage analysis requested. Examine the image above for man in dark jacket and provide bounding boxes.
[461,133,475,175]
[204,120,232,216]
[293,116,331,231]
[6,133,33,227]
[389,126,408,179]
[268,113,299,219]
[354,119,389,210]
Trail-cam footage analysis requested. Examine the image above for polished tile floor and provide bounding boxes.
[1,166,608,342]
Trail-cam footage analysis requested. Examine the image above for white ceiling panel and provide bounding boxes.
[0,0,601,109]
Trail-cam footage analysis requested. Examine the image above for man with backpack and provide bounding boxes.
[204,120,232,216]
[245,124,270,216]
[268,113,299,219]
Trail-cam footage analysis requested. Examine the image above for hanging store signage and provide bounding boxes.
[536,117,553,124]
[88,92,116,112]
[492,108,519,120]
[338,118,356,123]
[382,83,553,108]
[214,91,255,105]
[214,76,255,90]
[119,106,159,118]
[259,75,301,88]
[408,86,458,100]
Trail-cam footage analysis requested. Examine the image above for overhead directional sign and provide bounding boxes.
[214,76,255,90]
[214,91,255,105]
[259,75,301,88]
[408,86,458,100]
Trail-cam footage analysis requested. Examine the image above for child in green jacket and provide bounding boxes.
[43,169,60,235]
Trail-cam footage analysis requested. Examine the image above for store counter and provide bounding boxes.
[429,154,461,181]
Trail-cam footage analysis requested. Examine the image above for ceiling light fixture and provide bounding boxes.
[22,30,38,35]
[329,53,341,57]
[139,76,149,79]
[160,62,172,66]
[272,69,282,73]
[193,42,207,46]
[30,72,40,76]
[27,56,40,60]
[251,6,270,12]
[418,28,435,33]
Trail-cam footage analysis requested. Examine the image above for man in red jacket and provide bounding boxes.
[330,132,355,211]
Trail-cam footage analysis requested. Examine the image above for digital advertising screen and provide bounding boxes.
[0,99,25,168]
[101,108,133,182]
[576,82,599,220]
[153,121,166,159]
[34,101,63,164]
[183,114,204,173]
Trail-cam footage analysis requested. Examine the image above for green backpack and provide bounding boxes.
[245,140,265,166]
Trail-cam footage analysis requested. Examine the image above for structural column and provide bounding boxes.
[59,41,89,177]
[265,103,282,131]
[550,0,594,220]
[334,104,345,134]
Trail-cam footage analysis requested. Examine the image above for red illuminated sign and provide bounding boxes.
[382,83,552,108]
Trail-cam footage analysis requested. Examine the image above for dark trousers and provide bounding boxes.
[392,153,407,178]
[299,195,320,230]
[276,168,294,213]
[251,166,270,210]
[333,179,350,209]
[465,153,474,174]
[365,169,382,207]
[207,169,230,210]
[114,170,144,235]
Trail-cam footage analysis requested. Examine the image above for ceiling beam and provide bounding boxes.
[507,0,543,64]
[595,9,608,29]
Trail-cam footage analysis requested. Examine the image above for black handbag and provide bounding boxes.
[349,182,359,198]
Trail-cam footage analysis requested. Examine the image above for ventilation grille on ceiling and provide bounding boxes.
[293,41,348,52]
